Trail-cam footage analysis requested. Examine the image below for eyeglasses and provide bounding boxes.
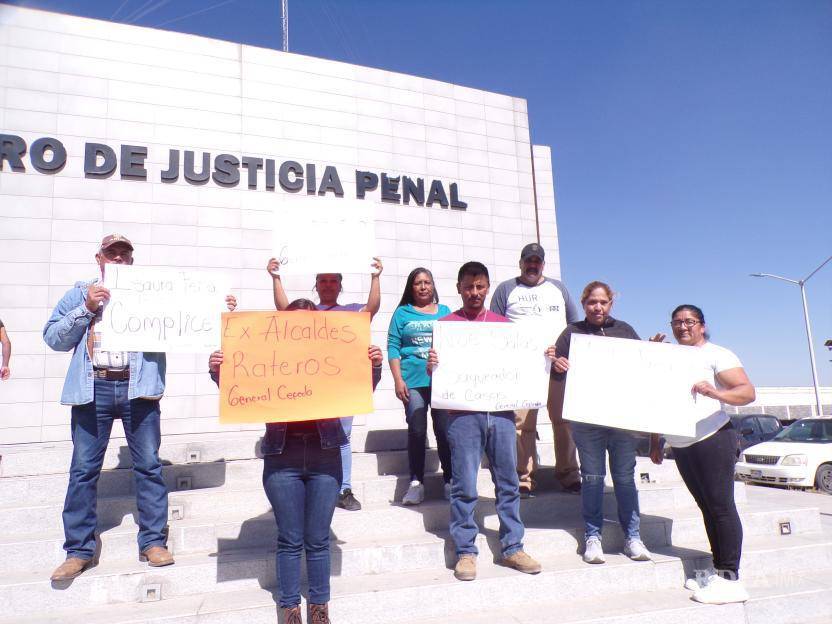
[670,319,701,329]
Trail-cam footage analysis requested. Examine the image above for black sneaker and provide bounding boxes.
[563,481,582,495]
[337,489,361,511]
[519,488,535,500]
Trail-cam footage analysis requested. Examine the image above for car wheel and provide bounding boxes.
[815,464,832,494]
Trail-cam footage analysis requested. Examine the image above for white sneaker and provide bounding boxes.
[443,482,452,500]
[692,575,749,604]
[623,538,651,561]
[583,536,605,564]
[684,569,716,591]
[402,480,424,506]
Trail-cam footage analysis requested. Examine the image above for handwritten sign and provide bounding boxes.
[98,264,230,353]
[273,196,375,276]
[430,322,551,411]
[218,310,373,423]
[562,334,722,437]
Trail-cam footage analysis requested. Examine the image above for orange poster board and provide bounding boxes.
[218,310,373,423]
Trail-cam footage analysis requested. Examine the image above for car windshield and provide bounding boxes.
[773,419,832,443]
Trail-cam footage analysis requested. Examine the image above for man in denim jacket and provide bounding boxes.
[43,235,172,581]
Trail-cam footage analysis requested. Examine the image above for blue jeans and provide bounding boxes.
[405,387,451,483]
[570,422,640,540]
[445,410,524,557]
[339,416,353,492]
[262,434,342,608]
[63,378,167,559]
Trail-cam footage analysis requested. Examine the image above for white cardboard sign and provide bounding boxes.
[98,264,230,353]
[272,197,376,276]
[430,321,551,411]
[562,333,721,437]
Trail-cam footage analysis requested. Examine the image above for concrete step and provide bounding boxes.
[3,545,830,623]
[0,464,718,539]
[401,568,832,624]
[0,432,265,477]
[0,434,412,480]
[742,570,832,624]
[2,432,682,483]
[0,499,823,615]
[1,455,417,505]
[0,427,412,477]
[0,481,749,576]
[0,452,708,535]
[0,451,684,506]
[0,427,407,477]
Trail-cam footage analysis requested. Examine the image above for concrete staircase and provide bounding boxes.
[1,432,830,623]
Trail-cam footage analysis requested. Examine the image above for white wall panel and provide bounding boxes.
[0,6,561,445]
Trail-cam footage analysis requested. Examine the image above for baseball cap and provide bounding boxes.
[100,234,134,252]
[520,243,545,261]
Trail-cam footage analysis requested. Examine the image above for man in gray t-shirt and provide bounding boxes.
[490,243,581,495]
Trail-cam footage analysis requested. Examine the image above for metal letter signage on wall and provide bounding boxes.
[0,134,467,210]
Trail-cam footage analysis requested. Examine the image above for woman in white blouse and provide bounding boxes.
[650,304,755,605]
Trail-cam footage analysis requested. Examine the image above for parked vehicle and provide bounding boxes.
[730,414,783,456]
[735,418,832,494]
[657,414,782,461]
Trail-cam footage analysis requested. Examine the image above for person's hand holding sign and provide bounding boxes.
[649,434,664,465]
[371,257,384,277]
[85,283,110,313]
[367,345,384,368]
[209,295,237,378]
[368,345,383,367]
[545,345,557,361]
[209,350,223,375]
[552,354,569,373]
[266,257,290,311]
[267,257,280,277]
[426,348,439,375]
[691,380,722,401]
[645,333,668,465]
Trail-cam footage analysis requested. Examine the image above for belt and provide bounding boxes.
[93,368,130,381]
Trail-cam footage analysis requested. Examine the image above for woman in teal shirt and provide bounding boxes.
[388,267,452,506]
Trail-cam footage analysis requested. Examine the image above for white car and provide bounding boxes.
[735,418,832,494]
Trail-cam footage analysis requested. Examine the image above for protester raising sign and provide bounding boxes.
[562,334,722,437]
[218,310,373,423]
[430,322,551,411]
[273,196,376,276]
[98,264,230,353]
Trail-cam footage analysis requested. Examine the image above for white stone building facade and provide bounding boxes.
[0,6,562,446]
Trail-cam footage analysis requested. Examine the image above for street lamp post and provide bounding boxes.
[751,254,832,418]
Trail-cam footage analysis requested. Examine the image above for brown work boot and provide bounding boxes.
[140,545,175,567]
[280,605,302,624]
[501,550,542,574]
[310,602,331,624]
[454,553,477,581]
[50,557,94,581]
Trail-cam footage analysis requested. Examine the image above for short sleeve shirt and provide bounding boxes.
[490,277,579,343]
[664,341,744,448]
[316,303,364,312]
[440,309,509,323]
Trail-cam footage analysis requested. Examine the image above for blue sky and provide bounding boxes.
[9,0,832,387]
